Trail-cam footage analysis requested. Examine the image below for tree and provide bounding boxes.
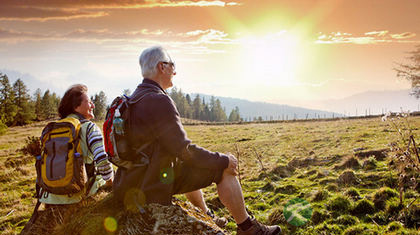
[229,106,241,122]
[50,92,60,118]
[0,73,18,125]
[93,91,107,121]
[12,79,35,125]
[212,99,227,122]
[192,94,202,120]
[395,44,420,98]
[41,90,55,119]
[33,88,43,121]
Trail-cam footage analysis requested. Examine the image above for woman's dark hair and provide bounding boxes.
[58,84,88,118]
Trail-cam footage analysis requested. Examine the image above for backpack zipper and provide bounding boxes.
[49,142,56,179]
[50,130,69,136]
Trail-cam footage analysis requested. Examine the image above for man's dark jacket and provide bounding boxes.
[113,79,229,205]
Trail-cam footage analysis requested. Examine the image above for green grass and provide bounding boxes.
[2,116,420,234]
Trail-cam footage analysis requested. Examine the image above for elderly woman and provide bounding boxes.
[39,84,114,204]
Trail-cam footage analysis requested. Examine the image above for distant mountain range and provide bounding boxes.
[313,89,420,116]
[192,89,420,120]
[191,93,342,121]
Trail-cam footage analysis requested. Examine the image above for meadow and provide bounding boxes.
[1,116,420,234]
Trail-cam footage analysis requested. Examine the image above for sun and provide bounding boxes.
[239,32,303,86]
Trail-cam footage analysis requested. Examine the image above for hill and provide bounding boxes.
[192,93,343,120]
[314,89,420,116]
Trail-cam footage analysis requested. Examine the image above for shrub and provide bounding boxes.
[399,204,420,228]
[336,156,361,170]
[351,199,375,216]
[387,221,403,232]
[311,209,329,224]
[327,195,351,214]
[362,156,377,170]
[326,184,339,192]
[20,136,41,157]
[275,184,298,194]
[386,221,403,232]
[338,170,359,185]
[268,208,285,225]
[312,189,329,202]
[334,215,359,226]
[261,182,274,191]
[314,222,343,235]
[368,211,388,225]
[268,193,285,205]
[386,198,403,215]
[373,187,398,210]
[345,187,361,200]
[342,223,380,235]
[0,119,7,135]
[252,202,269,211]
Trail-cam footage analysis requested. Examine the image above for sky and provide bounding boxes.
[0,0,419,111]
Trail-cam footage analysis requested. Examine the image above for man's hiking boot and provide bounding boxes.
[207,210,228,228]
[236,218,282,235]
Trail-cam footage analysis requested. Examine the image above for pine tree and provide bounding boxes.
[0,73,18,125]
[229,106,241,122]
[192,94,202,120]
[12,79,35,125]
[209,96,216,121]
[33,88,42,121]
[212,99,227,122]
[51,92,60,117]
[41,90,54,119]
[93,91,107,121]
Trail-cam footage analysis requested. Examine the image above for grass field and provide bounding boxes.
[1,116,420,234]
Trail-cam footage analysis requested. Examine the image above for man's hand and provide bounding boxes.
[224,153,238,176]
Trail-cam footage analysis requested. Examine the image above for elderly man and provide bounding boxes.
[113,46,281,235]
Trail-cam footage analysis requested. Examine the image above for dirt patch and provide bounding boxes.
[5,155,33,168]
[271,165,295,178]
[334,156,361,170]
[275,185,298,194]
[261,182,275,191]
[287,155,341,169]
[337,170,360,186]
[354,149,388,161]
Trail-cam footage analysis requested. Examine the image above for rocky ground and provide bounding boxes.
[20,194,226,235]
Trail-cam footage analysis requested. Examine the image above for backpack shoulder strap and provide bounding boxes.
[127,88,155,105]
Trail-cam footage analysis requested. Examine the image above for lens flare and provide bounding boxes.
[104,216,117,232]
[160,168,174,184]
[123,188,146,212]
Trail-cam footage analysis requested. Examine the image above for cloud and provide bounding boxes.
[316,31,418,44]
[0,27,232,43]
[0,0,241,21]
[390,32,416,39]
[365,30,388,37]
[0,27,233,55]
[178,29,232,44]
[0,28,49,40]
[0,7,107,21]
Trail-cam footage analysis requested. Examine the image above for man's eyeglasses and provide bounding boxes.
[162,61,175,69]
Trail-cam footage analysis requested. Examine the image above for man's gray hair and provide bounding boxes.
[139,46,171,78]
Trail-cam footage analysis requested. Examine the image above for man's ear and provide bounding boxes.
[159,62,165,72]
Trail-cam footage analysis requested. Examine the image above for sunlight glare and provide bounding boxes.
[239,32,303,86]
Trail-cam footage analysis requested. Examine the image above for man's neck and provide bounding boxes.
[148,76,166,90]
